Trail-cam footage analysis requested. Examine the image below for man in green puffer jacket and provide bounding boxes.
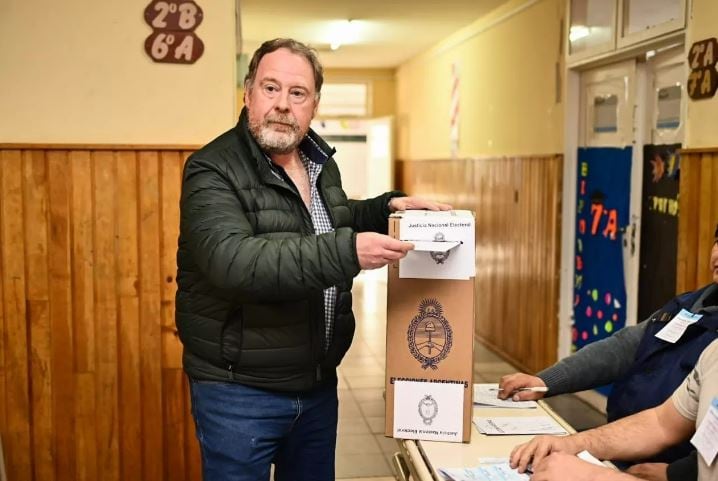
[176,38,450,481]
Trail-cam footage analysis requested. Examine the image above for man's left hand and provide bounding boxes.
[388,196,452,212]
[626,463,668,481]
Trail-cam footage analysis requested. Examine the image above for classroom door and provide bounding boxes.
[637,46,685,321]
[573,61,636,359]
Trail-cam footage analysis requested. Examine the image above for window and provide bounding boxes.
[317,83,369,117]
[569,0,617,58]
[618,0,686,48]
[593,94,619,134]
[656,84,681,130]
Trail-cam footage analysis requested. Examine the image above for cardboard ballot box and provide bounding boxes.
[385,210,476,443]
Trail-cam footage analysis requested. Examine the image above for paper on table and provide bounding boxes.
[473,384,538,409]
[473,416,568,435]
[438,464,529,481]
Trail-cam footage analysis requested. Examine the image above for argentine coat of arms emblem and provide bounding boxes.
[417,394,439,425]
[407,298,453,370]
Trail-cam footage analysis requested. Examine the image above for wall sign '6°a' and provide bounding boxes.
[144,0,204,64]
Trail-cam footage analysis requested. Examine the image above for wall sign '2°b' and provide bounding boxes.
[144,0,204,64]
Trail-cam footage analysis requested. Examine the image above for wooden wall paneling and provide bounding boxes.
[0,157,4,433]
[92,150,120,481]
[487,159,502,347]
[74,372,97,481]
[523,158,537,370]
[47,151,76,481]
[181,149,203,480]
[697,155,714,287]
[677,153,700,293]
[473,160,488,343]
[159,152,188,480]
[498,160,513,354]
[0,171,4,454]
[159,152,182,369]
[0,150,32,481]
[138,151,164,481]
[69,150,98,481]
[163,369,186,481]
[23,150,55,481]
[116,150,142,481]
[70,151,96,373]
[708,153,718,282]
[519,158,533,368]
[545,156,561,368]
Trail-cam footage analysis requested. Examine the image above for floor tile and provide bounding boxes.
[351,387,384,402]
[335,453,392,478]
[340,365,385,377]
[365,415,386,434]
[358,399,386,417]
[339,397,362,418]
[346,375,385,390]
[336,433,382,455]
[374,434,400,455]
[338,416,372,435]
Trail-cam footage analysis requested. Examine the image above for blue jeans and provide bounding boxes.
[189,378,338,481]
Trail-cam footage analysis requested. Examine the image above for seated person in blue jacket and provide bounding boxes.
[509,338,718,481]
[498,224,718,481]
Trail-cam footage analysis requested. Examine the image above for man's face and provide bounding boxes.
[244,48,318,154]
[712,240,718,284]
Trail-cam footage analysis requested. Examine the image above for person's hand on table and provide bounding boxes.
[388,196,452,212]
[510,435,580,473]
[529,452,622,481]
[498,373,548,401]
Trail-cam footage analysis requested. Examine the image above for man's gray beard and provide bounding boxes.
[249,118,302,155]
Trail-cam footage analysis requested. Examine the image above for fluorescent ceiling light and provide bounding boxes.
[327,19,362,51]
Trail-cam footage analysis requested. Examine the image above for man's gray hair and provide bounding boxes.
[244,38,324,98]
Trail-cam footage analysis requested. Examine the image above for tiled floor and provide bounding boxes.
[336,269,606,480]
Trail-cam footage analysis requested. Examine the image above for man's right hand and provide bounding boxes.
[498,373,548,401]
[356,232,414,270]
[510,435,581,473]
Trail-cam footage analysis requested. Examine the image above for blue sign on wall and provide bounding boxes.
[573,147,632,358]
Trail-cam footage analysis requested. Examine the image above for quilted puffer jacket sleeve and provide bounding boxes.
[181,158,361,301]
[347,190,405,234]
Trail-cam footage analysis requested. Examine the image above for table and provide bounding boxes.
[392,400,578,481]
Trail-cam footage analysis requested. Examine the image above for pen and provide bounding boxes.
[489,387,549,393]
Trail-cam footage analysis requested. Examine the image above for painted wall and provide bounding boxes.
[0,0,236,145]
[685,0,718,148]
[396,0,564,160]
[236,67,396,119]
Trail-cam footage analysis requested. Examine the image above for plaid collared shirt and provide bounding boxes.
[299,151,337,351]
[265,150,337,351]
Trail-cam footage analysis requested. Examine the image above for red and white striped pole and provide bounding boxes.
[450,62,460,159]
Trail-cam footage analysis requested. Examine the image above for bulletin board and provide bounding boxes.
[573,148,632,359]
[638,144,681,321]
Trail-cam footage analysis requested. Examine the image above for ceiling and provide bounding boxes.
[237,0,511,69]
